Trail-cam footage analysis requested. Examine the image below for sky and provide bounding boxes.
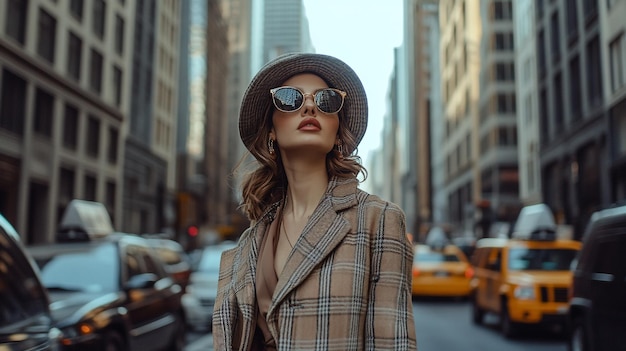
[302,1,404,167]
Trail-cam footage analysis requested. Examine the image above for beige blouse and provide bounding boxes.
[255,215,280,350]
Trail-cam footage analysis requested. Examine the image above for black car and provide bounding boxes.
[146,238,192,291]
[27,232,186,351]
[0,213,60,350]
[568,204,626,351]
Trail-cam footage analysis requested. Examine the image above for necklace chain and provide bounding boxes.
[281,219,295,248]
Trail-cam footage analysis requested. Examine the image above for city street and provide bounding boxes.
[184,299,568,350]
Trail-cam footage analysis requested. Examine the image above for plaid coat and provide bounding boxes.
[213,177,417,350]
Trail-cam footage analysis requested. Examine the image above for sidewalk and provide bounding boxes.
[185,334,213,351]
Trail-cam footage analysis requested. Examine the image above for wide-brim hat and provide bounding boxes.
[239,52,368,155]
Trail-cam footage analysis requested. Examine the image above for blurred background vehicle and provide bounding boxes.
[470,204,581,339]
[0,213,61,351]
[182,241,237,331]
[26,200,187,351]
[411,243,474,298]
[567,204,626,351]
[147,237,193,291]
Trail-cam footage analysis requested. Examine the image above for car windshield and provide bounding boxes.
[37,244,118,292]
[508,248,578,271]
[415,252,460,263]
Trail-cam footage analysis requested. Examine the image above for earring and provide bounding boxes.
[268,139,275,155]
[336,140,344,160]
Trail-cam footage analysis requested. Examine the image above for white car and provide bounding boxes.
[182,241,237,331]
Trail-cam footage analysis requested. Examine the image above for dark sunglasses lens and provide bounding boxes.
[315,89,344,114]
[273,88,303,112]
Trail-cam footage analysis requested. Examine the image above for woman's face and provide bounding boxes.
[270,73,340,158]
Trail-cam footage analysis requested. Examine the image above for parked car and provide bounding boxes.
[470,204,581,338]
[567,204,626,351]
[27,200,186,351]
[182,241,237,330]
[147,238,192,291]
[0,213,61,350]
[411,243,474,298]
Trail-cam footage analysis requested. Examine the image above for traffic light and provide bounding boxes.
[187,225,198,237]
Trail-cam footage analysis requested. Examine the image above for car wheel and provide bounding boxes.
[103,330,124,351]
[500,300,518,338]
[569,319,588,351]
[471,294,484,325]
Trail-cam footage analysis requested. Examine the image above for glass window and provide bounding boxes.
[67,32,82,81]
[93,0,106,39]
[35,244,118,293]
[609,34,625,93]
[69,0,83,21]
[0,69,27,135]
[108,126,118,164]
[33,87,55,137]
[87,115,100,157]
[115,14,125,55]
[84,174,96,201]
[89,49,103,93]
[0,226,48,326]
[5,0,28,44]
[508,248,579,271]
[63,103,79,149]
[37,8,56,64]
[112,65,123,107]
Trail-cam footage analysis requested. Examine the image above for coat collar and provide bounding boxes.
[265,176,359,319]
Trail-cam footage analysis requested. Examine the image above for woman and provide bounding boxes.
[213,53,417,350]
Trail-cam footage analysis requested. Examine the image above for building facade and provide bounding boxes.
[0,0,134,243]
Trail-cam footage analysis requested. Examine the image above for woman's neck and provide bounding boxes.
[282,158,329,220]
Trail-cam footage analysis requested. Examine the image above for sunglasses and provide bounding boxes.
[270,86,347,114]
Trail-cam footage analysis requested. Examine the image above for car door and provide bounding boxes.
[124,244,176,350]
[483,247,503,312]
[588,228,626,351]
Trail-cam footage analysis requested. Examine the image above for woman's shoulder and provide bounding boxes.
[355,188,405,216]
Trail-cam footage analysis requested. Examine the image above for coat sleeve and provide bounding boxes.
[365,201,418,350]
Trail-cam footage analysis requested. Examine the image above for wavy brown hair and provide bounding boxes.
[236,106,367,222]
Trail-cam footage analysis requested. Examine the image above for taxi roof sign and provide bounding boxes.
[512,203,557,241]
[58,200,113,241]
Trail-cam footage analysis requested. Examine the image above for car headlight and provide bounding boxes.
[513,285,536,300]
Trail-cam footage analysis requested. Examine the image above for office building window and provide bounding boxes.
[63,103,79,150]
[112,65,123,107]
[537,30,546,78]
[105,180,116,222]
[86,115,100,158]
[108,127,118,164]
[67,32,82,81]
[566,0,578,41]
[6,0,28,44]
[37,9,57,64]
[0,69,26,135]
[550,12,561,63]
[33,87,54,137]
[586,36,603,108]
[69,0,83,21]
[609,34,625,93]
[89,49,103,93]
[115,14,125,55]
[554,73,564,130]
[84,174,97,201]
[569,55,582,122]
[93,0,106,39]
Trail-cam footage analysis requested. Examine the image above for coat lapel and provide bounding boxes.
[267,177,358,318]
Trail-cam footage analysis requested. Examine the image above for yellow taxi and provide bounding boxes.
[469,204,582,338]
[411,243,474,298]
